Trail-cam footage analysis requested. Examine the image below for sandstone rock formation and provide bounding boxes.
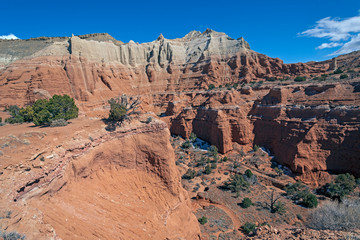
[0,29,336,108]
[1,30,360,186]
[161,81,360,186]
[0,118,201,239]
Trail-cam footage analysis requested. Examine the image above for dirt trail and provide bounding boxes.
[195,198,242,239]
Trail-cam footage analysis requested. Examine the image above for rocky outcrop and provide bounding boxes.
[0,119,201,239]
[0,29,340,108]
[1,30,360,186]
[162,81,360,185]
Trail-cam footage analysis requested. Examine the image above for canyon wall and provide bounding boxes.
[162,81,360,185]
[0,30,332,108]
[0,30,359,185]
[0,119,200,239]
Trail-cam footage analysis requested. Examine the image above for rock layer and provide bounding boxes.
[0,30,334,108]
[0,119,201,239]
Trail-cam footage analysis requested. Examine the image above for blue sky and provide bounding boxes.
[1,0,359,63]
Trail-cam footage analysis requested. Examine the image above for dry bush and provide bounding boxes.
[307,198,360,231]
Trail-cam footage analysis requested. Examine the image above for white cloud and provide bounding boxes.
[316,42,343,49]
[301,12,360,55]
[331,33,360,55]
[0,34,19,40]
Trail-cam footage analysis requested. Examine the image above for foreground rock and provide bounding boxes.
[0,118,200,239]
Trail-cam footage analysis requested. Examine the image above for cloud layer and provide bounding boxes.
[0,34,19,40]
[301,12,360,55]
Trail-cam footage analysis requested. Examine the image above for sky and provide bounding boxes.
[1,0,360,63]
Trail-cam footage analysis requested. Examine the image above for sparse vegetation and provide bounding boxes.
[208,84,215,90]
[189,132,197,142]
[294,76,306,82]
[198,216,208,225]
[181,140,192,149]
[274,167,283,176]
[244,169,253,178]
[49,118,68,127]
[307,198,360,231]
[4,95,78,126]
[302,193,318,208]
[241,197,253,208]
[264,189,285,214]
[340,74,349,79]
[225,173,250,193]
[0,230,26,240]
[182,169,197,179]
[284,182,318,208]
[241,222,256,235]
[204,164,212,175]
[325,173,356,200]
[334,68,344,74]
[108,94,141,124]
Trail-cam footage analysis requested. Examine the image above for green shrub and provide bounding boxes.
[226,173,250,192]
[182,169,197,179]
[245,169,253,178]
[211,162,217,169]
[221,156,228,162]
[108,100,127,122]
[241,222,256,235]
[334,68,344,74]
[253,144,259,152]
[294,76,306,82]
[325,173,356,200]
[274,167,283,176]
[198,216,208,225]
[204,165,212,175]
[241,197,253,208]
[182,140,191,149]
[5,105,24,124]
[285,182,309,201]
[302,193,318,208]
[189,132,197,142]
[273,201,286,214]
[0,230,26,240]
[208,84,215,90]
[30,95,78,126]
[108,94,141,125]
[19,106,34,122]
[0,117,2,123]
[340,74,348,79]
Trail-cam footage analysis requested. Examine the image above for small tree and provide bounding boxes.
[264,189,284,214]
[302,193,318,208]
[108,94,141,124]
[340,74,348,79]
[326,173,356,200]
[241,197,253,208]
[189,132,197,142]
[333,68,343,74]
[182,169,197,179]
[294,76,306,82]
[226,173,250,193]
[208,84,215,90]
[204,164,212,175]
[245,169,253,178]
[198,216,208,225]
[241,222,256,235]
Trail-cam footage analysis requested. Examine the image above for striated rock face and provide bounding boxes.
[1,30,360,186]
[0,119,200,239]
[0,29,335,108]
[162,81,360,186]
